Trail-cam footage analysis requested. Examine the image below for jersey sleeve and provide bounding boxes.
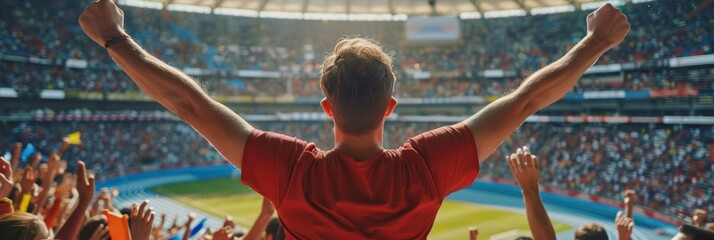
[241,129,309,205]
[407,123,480,196]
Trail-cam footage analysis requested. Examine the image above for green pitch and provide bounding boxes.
[151,178,571,239]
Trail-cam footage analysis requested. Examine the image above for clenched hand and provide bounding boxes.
[78,0,126,47]
[586,3,630,50]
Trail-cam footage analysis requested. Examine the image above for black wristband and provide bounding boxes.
[104,35,128,48]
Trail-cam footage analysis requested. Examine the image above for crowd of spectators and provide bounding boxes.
[1,0,713,98]
[2,59,711,99]
[1,125,713,239]
[0,120,218,176]
[485,123,714,223]
[0,141,283,240]
[2,118,712,224]
[3,0,714,238]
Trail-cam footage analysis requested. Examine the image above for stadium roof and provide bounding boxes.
[121,0,641,19]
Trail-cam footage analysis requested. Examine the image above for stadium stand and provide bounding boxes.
[1,0,713,99]
[1,118,712,225]
[2,0,714,239]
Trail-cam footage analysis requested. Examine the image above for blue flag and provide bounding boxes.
[20,143,35,162]
[190,218,207,238]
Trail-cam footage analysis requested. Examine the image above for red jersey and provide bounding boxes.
[241,123,479,239]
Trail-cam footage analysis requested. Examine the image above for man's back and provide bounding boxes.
[241,124,479,239]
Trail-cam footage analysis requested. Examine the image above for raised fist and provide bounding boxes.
[586,3,630,49]
[78,0,126,47]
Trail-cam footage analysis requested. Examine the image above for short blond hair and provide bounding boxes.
[320,37,394,135]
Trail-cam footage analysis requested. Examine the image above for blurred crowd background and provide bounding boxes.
[1,0,713,98]
[2,120,712,224]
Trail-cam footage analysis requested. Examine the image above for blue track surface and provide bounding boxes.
[100,165,678,239]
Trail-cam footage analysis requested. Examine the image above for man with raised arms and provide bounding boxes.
[78,1,629,239]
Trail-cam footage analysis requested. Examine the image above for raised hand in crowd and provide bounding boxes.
[223,215,236,229]
[693,209,708,228]
[33,152,62,215]
[17,166,37,211]
[169,212,196,240]
[469,227,478,240]
[181,212,196,240]
[130,200,155,240]
[615,211,634,240]
[152,212,167,239]
[241,198,276,240]
[213,226,237,240]
[10,142,21,170]
[56,172,76,199]
[506,146,555,240]
[207,215,241,240]
[623,190,635,218]
[19,166,36,197]
[615,189,635,240]
[55,161,96,240]
[0,157,12,198]
[616,190,635,240]
[166,213,182,236]
[29,152,42,170]
[88,223,110,240]
[92,187,117,217]
[59,137,71,158]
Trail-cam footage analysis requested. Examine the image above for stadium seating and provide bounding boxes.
[1,0,713,99]
[2,118,712,224]
[2,0,714,238]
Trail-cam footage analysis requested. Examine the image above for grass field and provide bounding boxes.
[151,178,571,239]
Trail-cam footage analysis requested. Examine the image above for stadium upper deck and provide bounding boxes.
[0,0,712,107]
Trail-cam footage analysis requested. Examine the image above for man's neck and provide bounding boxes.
[334,126,384,161]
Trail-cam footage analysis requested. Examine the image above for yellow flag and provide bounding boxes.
[67,131,81,145]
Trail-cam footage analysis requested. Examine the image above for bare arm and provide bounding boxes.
[33,153,61,215]
[78,0,253,168]
[522,190,553,240]
[55,161,95,240]
[0,157,13,198]
[10,143,21,170]
[463,3,629,161]
[616,190,636,240]
[507,147,555,240]
[241,198,276,240]
[58,138,70,159]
